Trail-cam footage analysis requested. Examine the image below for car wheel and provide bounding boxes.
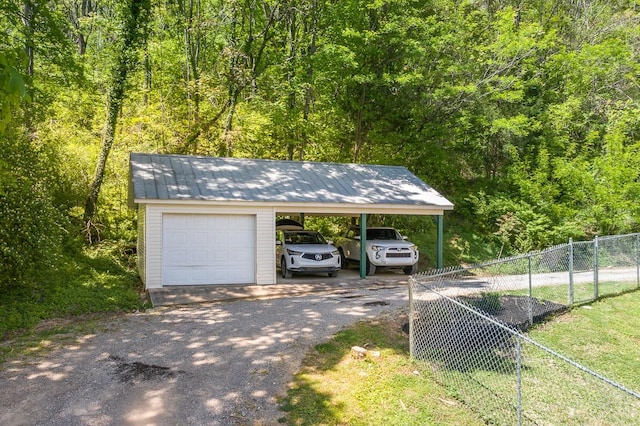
[365,256,376,276]
[281,257,292,278]
[403,263,418,275]
[339,248,349,269]
[328,271,338,278]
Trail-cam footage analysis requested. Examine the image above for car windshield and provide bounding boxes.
[284,231,327,244]
[366,228,402,240]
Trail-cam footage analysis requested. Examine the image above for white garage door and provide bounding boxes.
[162,214,256,285]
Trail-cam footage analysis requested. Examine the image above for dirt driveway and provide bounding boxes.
[0,279,409,425]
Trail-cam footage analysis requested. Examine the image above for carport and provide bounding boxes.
[129,153,454,294]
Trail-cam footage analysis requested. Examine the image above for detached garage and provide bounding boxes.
[128,153,454,290]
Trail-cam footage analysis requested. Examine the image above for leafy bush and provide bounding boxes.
[0,132,67,292]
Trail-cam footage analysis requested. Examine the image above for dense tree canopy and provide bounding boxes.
[1,0,639,289]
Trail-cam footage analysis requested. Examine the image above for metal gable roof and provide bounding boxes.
[128,153,454,213]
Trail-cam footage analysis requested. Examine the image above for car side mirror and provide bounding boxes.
[327,240,334,245]
[402,236,408,240]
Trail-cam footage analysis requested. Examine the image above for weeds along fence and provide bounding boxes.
[408,233,640,425]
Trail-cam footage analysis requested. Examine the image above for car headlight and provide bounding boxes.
[371,245,383,251]
[286,249,302,255]
[332,250,340,256]
[409,245,418,251]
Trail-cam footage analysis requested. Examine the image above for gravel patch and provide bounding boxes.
[0,284,408,425]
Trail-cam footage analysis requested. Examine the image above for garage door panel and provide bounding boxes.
[165,231,187,245]
[165,249,187,264]
[162,214,255,286]
[192,250,209,264]
[189,231,208,245]
[212,232,230,245]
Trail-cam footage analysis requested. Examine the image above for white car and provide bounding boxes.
[275,220,341,278]
[337,226,418,276]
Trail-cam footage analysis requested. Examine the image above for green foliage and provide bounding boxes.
[0,48,27,134]
[0,243,146,338]
[0,0,639,310]
[0,131,66,291]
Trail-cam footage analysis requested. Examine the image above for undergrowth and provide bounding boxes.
[0,242,148,340]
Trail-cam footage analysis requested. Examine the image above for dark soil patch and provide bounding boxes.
[363,301,389,307]
[405,295,568,364]
[340,294,364,299]
[108,355,177,384]
[460,295,568,331]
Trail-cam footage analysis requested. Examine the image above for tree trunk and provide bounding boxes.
[83,0,150,243]
[301,0,318,161]
[353,83,367,162]
[83,82,124,242]
[220,88,239,157]
[285,1,298,160]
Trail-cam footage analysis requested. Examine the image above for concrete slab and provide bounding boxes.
[148,268,410,306]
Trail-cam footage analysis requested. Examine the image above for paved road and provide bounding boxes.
[0,281,409,426]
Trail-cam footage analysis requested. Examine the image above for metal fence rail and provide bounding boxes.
[409,233,640,425]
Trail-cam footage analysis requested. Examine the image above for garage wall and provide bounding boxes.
[137,206,146,285]
[142,204,276,289]
[256,210,277,285]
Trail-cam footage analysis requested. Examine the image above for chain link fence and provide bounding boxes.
[409,233,640,425]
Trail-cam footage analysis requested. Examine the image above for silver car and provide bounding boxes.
[275,221,341,278]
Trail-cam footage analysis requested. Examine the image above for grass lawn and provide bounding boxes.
[280,290,640,425]
[506,279,640,306]
[528,289,640,393]
[279,312,485,425]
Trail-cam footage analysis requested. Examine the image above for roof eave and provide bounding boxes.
[132,198,454,216]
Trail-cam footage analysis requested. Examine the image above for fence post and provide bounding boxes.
[516,335,522,426]
[568,238,574,306]
[594,236,599,301]
[528,255,533,325]
[409,277,415,358]
[636,234,639,289]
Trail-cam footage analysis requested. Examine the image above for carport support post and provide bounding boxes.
[360,214,367,279]
[436,215,444,269]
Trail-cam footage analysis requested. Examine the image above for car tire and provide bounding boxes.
[403,263,418,275]
[365,256,376,276]
[281,257,292,278]
[339,248,349,269]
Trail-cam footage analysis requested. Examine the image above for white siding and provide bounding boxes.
[137,206,146,285]
[141,204,275,289]
[145,204,164,289]
[256,209,276,284]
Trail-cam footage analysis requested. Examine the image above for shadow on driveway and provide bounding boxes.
[0,275,409,425]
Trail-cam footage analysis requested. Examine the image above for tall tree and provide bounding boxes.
[218,0,281,156]
[83,0,150,242]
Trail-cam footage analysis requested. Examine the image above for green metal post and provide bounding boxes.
[436,215,444,269]
[360,214,367,279]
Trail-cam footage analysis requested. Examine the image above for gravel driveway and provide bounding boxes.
[0,283,408,425]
